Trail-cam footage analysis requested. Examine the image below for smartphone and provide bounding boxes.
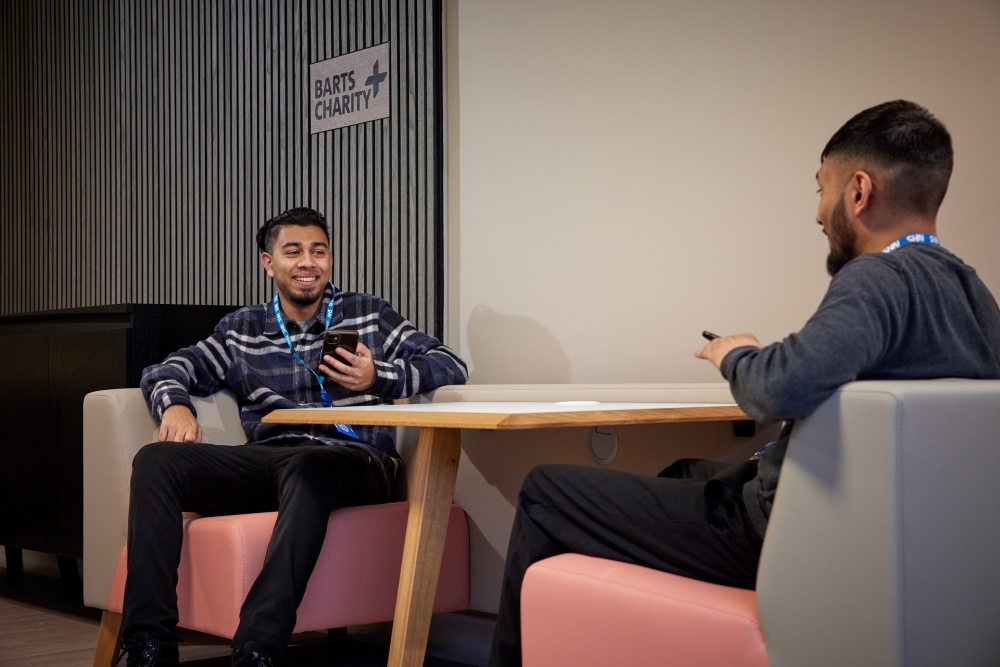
[321,329,360,368]
[702,331,720,341]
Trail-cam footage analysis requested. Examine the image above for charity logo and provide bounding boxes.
[310,43,391,132]
[314,59,389,120]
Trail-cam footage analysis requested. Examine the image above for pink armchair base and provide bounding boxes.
[107,501,469,638]
[521,554,767,667]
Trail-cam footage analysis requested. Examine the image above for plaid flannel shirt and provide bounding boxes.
[140,284,469,489]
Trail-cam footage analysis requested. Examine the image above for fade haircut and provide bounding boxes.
[821,100,953,217]
[256,207,330,254]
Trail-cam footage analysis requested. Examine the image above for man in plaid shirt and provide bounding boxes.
[120,208,468,667]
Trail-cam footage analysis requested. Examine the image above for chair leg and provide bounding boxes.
[57,555,83,600]
[4,547,23,581]
[93,610,123,667]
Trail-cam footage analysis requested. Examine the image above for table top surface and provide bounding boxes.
[262,401,749,430]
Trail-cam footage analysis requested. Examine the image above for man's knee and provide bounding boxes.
[280,447,382,511]
[519,464,578,506]
[130,441,183,488]
[281,449,326,486]
[279,448,360,498]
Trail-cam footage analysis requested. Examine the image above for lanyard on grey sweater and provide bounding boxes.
[882,233,941,253]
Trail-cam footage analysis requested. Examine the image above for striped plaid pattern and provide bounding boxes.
[140,284,468,485]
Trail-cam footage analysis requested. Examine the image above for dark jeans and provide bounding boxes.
[488,458,763,667]
[122,440,385,658]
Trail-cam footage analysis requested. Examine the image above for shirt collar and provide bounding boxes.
[263,283,336,335]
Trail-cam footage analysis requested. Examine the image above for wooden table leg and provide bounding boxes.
[92,610,123,667]
[387,426,462,667]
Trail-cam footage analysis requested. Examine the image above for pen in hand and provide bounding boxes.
[702,331,720,341]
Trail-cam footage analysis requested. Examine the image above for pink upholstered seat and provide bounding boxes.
[521,554,767,667]
[107,502,469,638]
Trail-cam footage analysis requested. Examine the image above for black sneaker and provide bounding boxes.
[117,634,179,667]
[231,642,281,667]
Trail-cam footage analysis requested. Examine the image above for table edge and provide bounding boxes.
[261,405,750,429]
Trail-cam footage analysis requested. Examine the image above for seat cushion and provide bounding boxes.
[108,501,469,638]
[521,554,767,667]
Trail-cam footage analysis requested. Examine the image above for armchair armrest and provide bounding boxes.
[83,388,246,609]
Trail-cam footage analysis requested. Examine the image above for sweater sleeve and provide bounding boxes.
[367,301,469,399]
[140,322,234,421]
[720,258,907,424]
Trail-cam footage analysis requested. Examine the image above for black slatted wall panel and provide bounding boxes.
[0,0,444,338]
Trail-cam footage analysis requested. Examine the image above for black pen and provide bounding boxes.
[702,331,720,341]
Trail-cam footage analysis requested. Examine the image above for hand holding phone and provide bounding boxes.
[321,329,360,368]
[694,331,764,371]
[319,329,375,392]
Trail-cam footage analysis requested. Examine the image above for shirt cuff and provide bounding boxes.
[720,345,761,382]
[152,390,196,421]
[368,359,400,397]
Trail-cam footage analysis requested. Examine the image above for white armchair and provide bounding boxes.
[758,380,1000,666]
[82,388,470,666]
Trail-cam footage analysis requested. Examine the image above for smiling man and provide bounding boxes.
[120,208,468,667]
[488,101,1000,667]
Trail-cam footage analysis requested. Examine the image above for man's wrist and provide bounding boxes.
[158,400,196,421]
[720,345,760,380]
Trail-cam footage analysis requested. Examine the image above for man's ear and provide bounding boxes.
[260,252,276,277]
[850,170,874,217]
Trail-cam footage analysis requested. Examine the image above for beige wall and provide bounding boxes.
[449,0,1000,381]
[445,0,1000,612]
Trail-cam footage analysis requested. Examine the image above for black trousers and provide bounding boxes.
[488,458,763,667]
[122,440,385,658]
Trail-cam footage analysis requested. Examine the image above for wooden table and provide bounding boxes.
[263,400,748,667]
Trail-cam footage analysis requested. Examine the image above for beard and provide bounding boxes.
[825,198,858,277]
[286,280,325,306]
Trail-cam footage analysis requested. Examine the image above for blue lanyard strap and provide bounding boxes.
[273,288,335,405]
[882,233,941,253]
[271,287,360,440]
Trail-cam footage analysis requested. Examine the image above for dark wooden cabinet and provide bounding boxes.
[0,304,239,560]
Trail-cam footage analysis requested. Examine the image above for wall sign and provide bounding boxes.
[310,42,390,134]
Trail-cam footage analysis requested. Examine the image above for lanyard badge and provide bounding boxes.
[272,286,359,440]
[882,233,941,253]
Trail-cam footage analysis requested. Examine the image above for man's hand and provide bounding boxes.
[694,333,763,371]
[319,341,376,392]
[158,405,203,443]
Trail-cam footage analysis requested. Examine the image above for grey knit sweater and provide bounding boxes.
[720,242,1000,537]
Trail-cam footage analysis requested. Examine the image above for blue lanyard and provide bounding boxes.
[754,440,776,460]
[272,288,359,440]
[273,288,335,405]
[882,233,941,254]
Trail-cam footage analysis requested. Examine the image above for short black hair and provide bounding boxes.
[256,207,330,254]
[821,100,953,216]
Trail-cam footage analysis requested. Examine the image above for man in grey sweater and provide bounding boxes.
[489,100,1000,667]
